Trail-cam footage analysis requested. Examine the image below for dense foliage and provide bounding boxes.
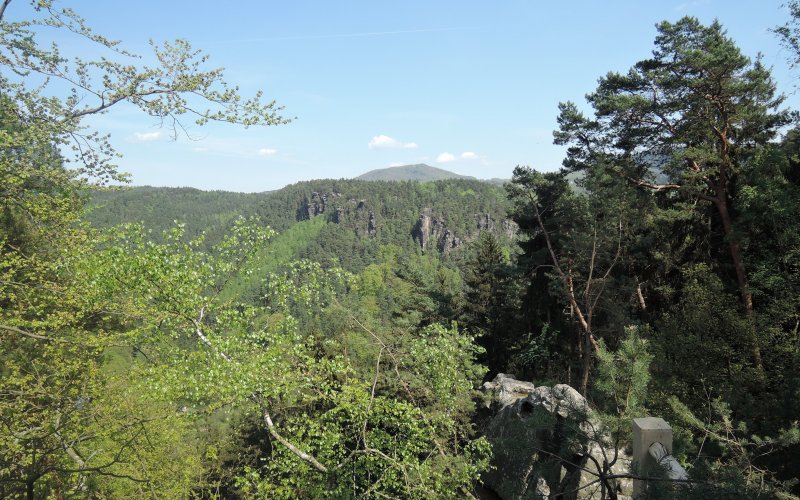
[496,17,800,498]
[3,2,800,499]
[0,3,498,498]
[87,187,267,249]
[89,178,511,248]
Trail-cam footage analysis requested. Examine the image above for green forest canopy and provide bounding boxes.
[2,2,800,498]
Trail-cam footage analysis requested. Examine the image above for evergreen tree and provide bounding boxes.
[555,17,790,371]
[461,231,516,375]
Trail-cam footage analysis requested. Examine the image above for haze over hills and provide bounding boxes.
[355,163,476,182]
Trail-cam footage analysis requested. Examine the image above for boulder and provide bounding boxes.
[480,374,632,500]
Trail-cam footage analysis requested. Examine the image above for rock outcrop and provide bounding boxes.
[367,210,377,236]
[302,191,343,219]
[303,196,510,251]
[477,213,519,239]
[440,229,461,254]
[477,213,495,232]
[413,209,463,253]
[413,209,435,250]
[480,374,633,500]
[501,219,519,239]
[304,191,328,218]
[334,206,345,224]
[326,197,377,237]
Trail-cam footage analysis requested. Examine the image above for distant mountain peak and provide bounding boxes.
[355,164,475,182]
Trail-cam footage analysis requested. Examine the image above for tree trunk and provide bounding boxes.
[714,197,764,371]
[580,331,592,396]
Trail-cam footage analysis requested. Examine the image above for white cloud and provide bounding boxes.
[132,131,162,142]
[257,148,277,156]
[674,0,708,12]
[460,151,478,160]
[388,162,406,167]
[369,134,418,149]
[436,152,456,163]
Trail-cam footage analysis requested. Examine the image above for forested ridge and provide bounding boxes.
[88,176,512,249]
[2,2,800,499]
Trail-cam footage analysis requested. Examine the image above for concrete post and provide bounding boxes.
[632,417,673,498]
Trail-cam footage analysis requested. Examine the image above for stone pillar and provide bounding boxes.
[632,417,673,498]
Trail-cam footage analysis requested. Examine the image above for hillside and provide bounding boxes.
[355,163,475,182]
[87,186,267,246]
[87,178,516,270]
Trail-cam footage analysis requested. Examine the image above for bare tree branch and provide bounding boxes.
[0,0,11,22]
[185,307,327,473]
[257,399,328,473]
[625,176,681,192]
[0,324,59,342]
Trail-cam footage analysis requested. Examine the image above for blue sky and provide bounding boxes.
[42,1,800,191]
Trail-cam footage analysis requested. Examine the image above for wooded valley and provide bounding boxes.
[2,2,800,498]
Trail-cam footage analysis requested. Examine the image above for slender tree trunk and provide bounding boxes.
[580,331,592,396]
[714,197,764,371]
[567,274,595,396]
[716,133,764,371]
[530,194,606,396]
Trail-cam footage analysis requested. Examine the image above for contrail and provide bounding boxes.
[210,27,468,45]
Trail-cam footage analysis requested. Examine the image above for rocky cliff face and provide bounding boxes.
[316,196,378,237]
[477,213,519,239]
[477,213,495,232]
[413,209,434,250]
[367,210,377,236]
[501,219,519,239]
[479,374,633,500]
[413,210,519,254]
[440,229,461,254]
[301,194,516,252]
[412,209,463,253]
[302,191,343,219]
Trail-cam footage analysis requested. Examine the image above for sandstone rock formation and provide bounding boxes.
[501,219,519,239]
[413,208,463,253]
[480,374,632,500]
[477,213,495,232]
[413,209,435,250]
[302,191,343,219]
[477,212,519,239]
[440,229,462,254]
[324,197,377,237]
[304,191,328,218]
[367,210,377,236]
[334,206,345,224]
